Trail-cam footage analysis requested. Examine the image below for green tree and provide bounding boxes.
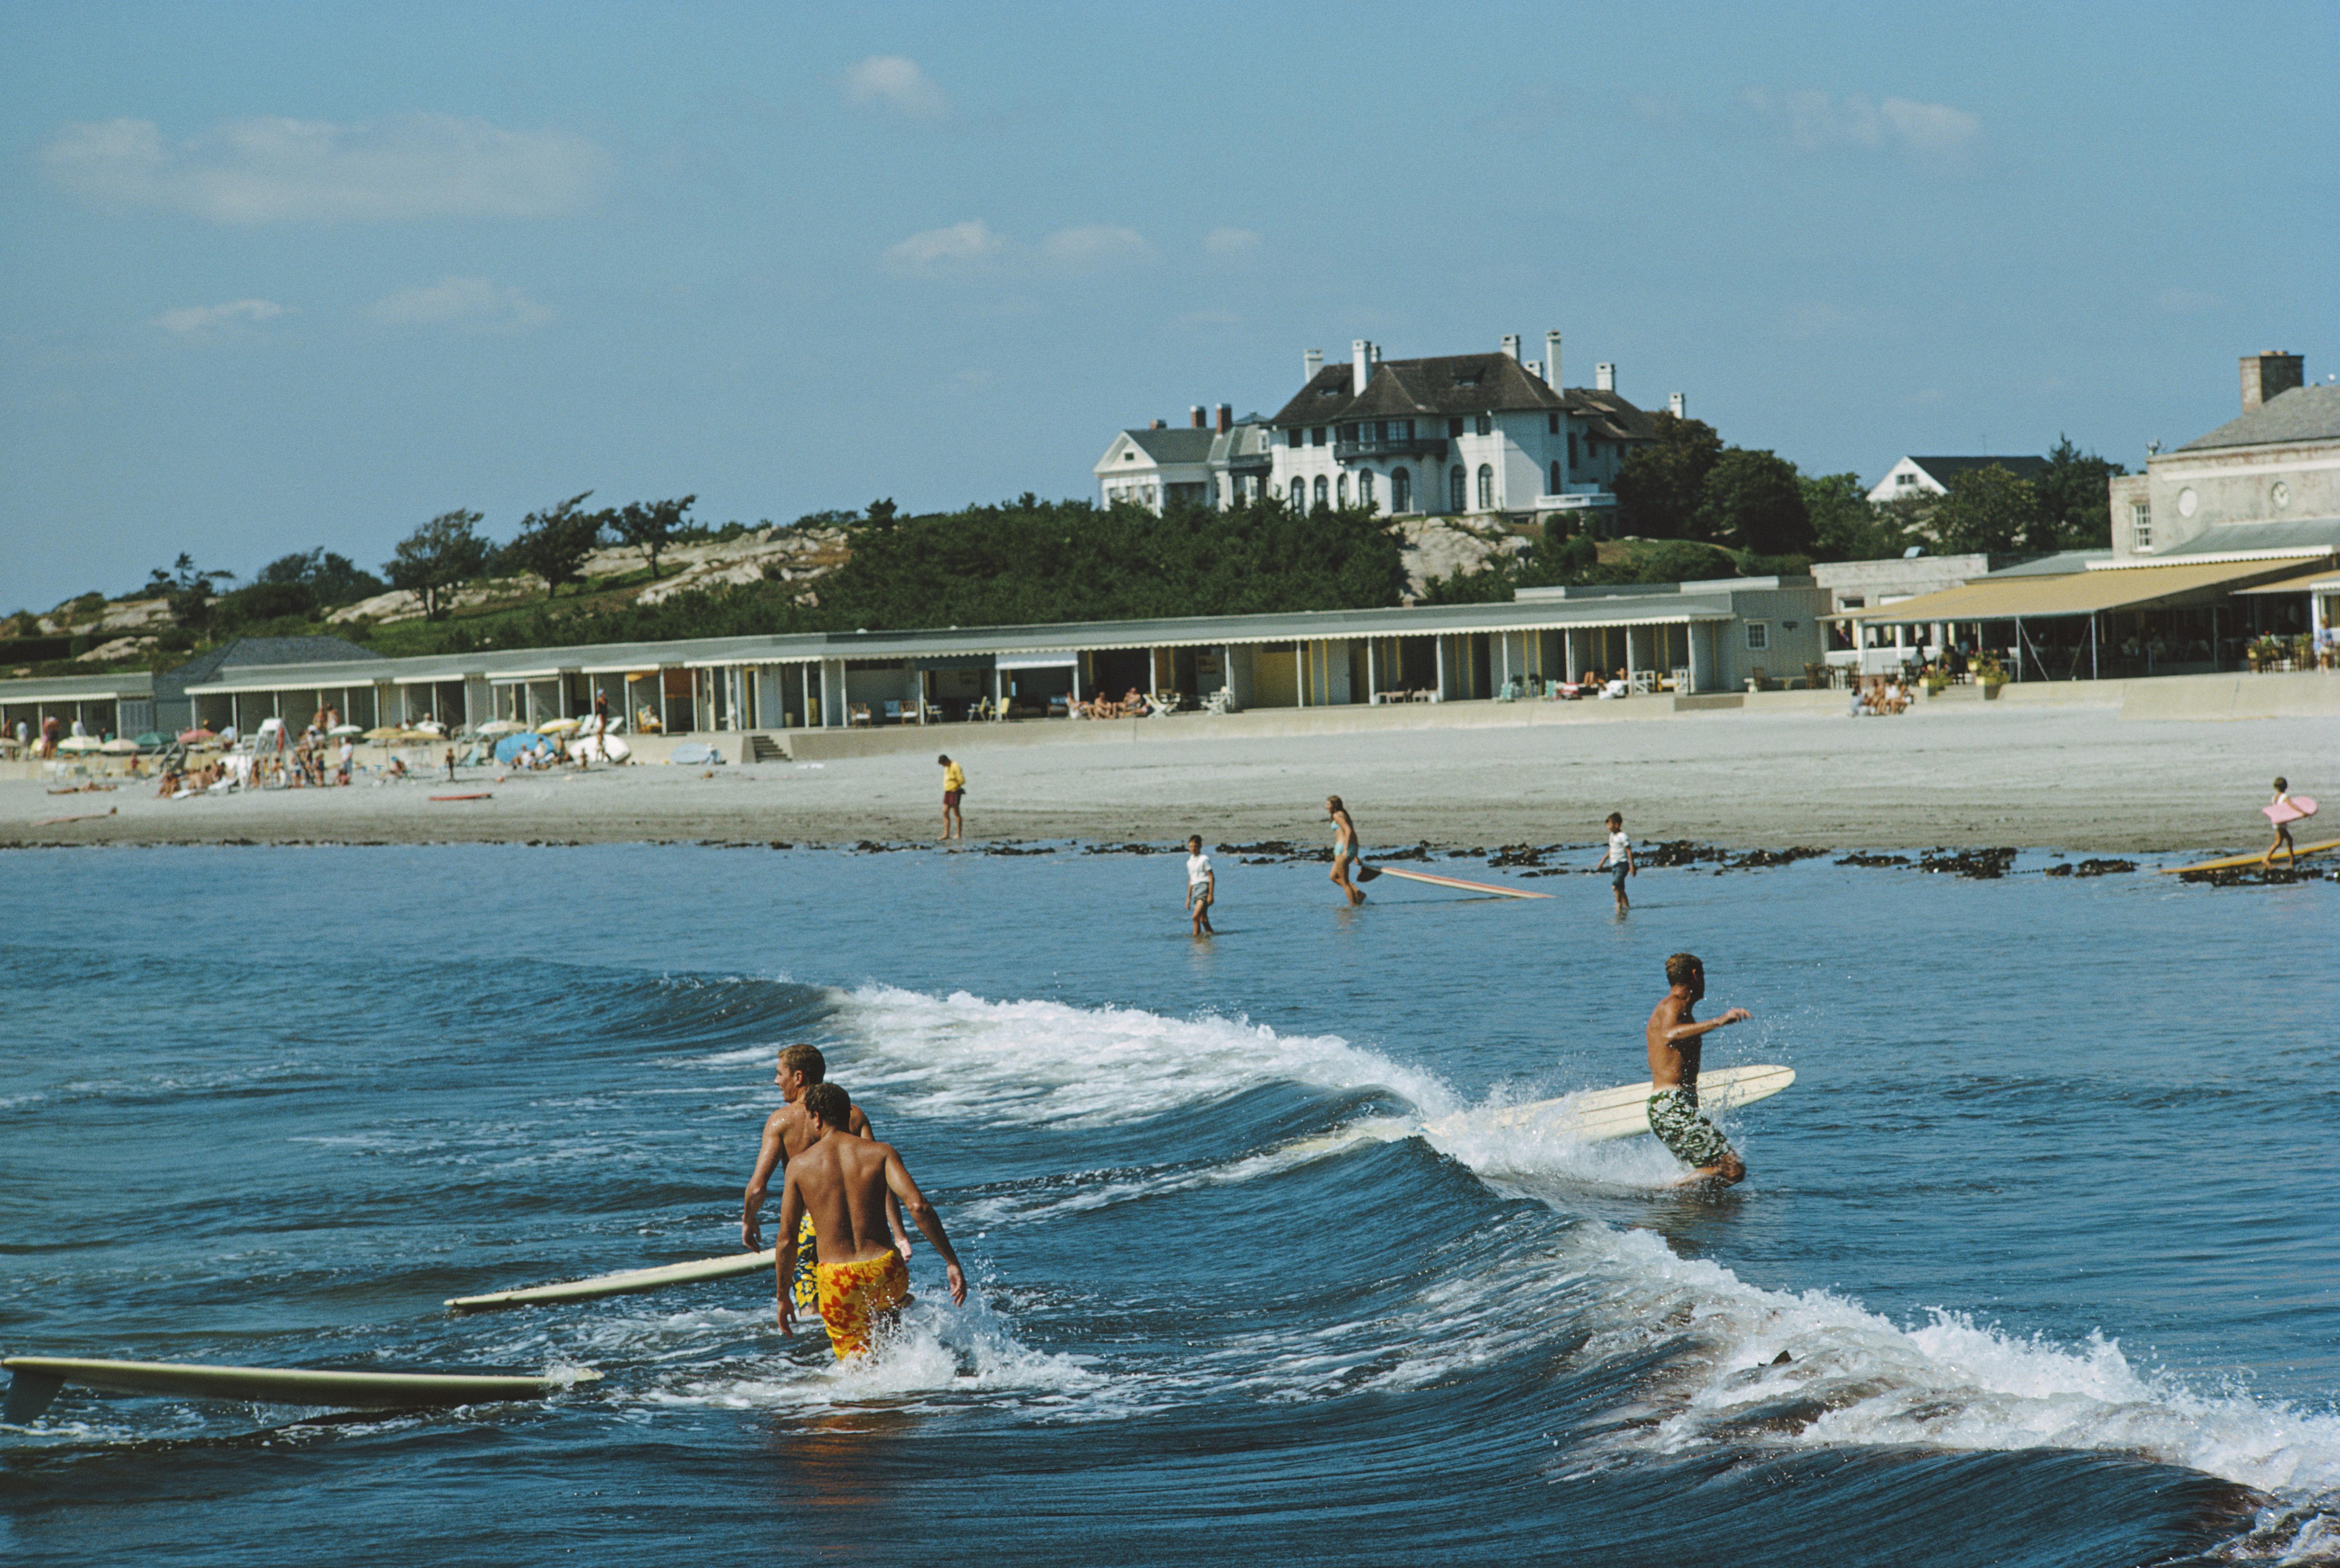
[384,510,490,619]
[1613,411,1722,539]
[1801,472,1921,561]
[2035,435,2126,548]
[1930,465,2049,554]
[504,493,604,598]
[612,494,697,580]
[256,547,385,605]
[1694,448,1813,555]
[143,553,227,629]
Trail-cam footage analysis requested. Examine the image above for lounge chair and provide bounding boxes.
[1047,695,1070,718]
[882,700,903,725]
[849,703,873,727]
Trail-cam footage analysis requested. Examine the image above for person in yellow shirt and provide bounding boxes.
[938,754,966,840]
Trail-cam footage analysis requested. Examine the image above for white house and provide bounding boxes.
[1265,334,1658,529]
[1866,454,2048,505]
[1095,412,1217,511]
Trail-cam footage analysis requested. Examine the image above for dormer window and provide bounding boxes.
[1475,415,1492,436]
[1448,417,1464,439]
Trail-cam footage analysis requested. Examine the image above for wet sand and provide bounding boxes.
[7,707,2333,853]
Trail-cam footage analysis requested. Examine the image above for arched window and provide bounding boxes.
[1550,460,1562,494]
[1449,466,1465,513]
[1289,477,1305,508]
[1476,465,1494,510]
[1313,475,1329,510]
[1359,469,1377,510]
[1336,473,1349,506]
[1392,467,1411,512]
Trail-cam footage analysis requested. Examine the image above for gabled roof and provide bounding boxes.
[1904,455,2049,483]
[1271,353,1568,426]
[1566,388,1658,443]
[1115,427,1216,465]
[2179,385,2340,451]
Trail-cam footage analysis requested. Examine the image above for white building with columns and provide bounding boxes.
[1264,333,1663,532]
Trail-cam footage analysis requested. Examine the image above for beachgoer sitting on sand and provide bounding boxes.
[1124,686,1148,715]
[387,756,408,780]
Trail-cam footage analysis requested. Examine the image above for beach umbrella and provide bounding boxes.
[476,719,526,737]
[327,722,363,736]
[178,727,215,743]
[101,738,141,754]
[135,732,165,748]
[538,717,581,734]
[58,735,102,753]
[362,725,403,741]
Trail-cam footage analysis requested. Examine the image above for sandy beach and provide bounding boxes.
[7,705,2334,853]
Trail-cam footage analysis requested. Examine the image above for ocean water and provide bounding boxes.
[1,842,2335,1567]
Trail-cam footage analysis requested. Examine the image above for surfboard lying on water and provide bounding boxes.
[2156,838,2340,876]
[1359,866,1554,900]
[446,1249,776,1314]
[1421,1064,1796,1144]
[2,1356,597,1424]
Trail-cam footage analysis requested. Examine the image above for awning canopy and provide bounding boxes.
[1845,557,2327,622]
[994,649,1080,671]
[2234,565,2340,595]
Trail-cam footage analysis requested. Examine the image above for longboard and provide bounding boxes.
[2156,837,2340,876]
[1421,1064,1796,1144]
[429,793,493,802]
[1361,866,1554,900]
[447,1249,777,1314]
[3,1356,597,1424]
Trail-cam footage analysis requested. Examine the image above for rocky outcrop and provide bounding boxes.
[1397,516,1532,599]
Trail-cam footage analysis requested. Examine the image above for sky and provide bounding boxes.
[3,1,2335,611]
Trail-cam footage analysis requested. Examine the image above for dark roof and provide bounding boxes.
[155,635,373,703]
[2159,518,2340,556]
[2180,385,2340,451]
[1118,427,1216,465]
[1269,352,1655,441]
[1907,455,2049,483]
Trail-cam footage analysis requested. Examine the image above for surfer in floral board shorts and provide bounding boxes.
[774,1084,967,1357]
[1646,952,1750,1187]
[742,1045,911,1320]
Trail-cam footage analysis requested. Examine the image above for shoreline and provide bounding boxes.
[7,707,2335,855]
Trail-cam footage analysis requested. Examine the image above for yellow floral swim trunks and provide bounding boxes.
[813,1250,909,1359]
[790,1214,818,1312]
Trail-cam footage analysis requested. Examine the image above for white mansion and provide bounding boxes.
[1096,332,1668,532]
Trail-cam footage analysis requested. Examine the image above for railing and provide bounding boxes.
[1332,436,1448,462]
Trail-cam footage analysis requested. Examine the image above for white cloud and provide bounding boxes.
[1039,224,1150,269]
[842,56,948,120]
[1741,89,1980,163]
[885,219,1005,274]
[153,298,290,336]
[366,276,550,332]
[1203,226,1260,257]
[43,114,601,224]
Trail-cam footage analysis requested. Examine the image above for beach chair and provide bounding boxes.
[1630,670,1658,696]
[849,703,873,727]
[1047,695,1070,719]
[881,700,903,725]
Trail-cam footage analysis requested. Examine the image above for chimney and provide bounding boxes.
[1595,362,1615,392]
[1524,361,1541,381]
[1500,334,1520,361]
[1352,339,1370,394]
[1304,348,1323,384]
[1544,330,1562,388]
[1216,402,1233,433]
[1190,405,1206,429]
[1151,419,1166,430]
[1668,392,1686,418]
[2241,350,2304,412]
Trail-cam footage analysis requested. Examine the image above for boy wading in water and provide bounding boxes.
[938,755,966,841]
[773,1084,967,1358]
[1185,834,1216,935]
[1646,952,1750,1188]
[1327,796,1364,906]
[1598,812,1635,912]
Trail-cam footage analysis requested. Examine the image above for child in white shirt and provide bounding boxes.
[1185,834,1216,935]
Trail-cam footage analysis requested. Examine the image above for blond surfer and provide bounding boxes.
[742,1044,911,1320]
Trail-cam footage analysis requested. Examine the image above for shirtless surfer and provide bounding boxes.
[773,1084,967,1356]
[742,1045,911,1321]
[1646,952,1750,1187]
[1327,795,1365,906]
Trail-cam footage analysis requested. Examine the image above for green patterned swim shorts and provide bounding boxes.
[1648,1087,1735,1170]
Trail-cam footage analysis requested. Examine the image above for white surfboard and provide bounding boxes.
[446,1249,776,1314]
[3,1356,597,1424]
[1421,1064,1796,1144]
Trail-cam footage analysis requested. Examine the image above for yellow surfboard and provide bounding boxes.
[2157,838,2340,875]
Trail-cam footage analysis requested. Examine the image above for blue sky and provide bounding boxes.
[3,1,2335,611]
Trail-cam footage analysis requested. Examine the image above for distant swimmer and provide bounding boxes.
[1185,833,1216,935]
[1598,811,1635,913]
[1646,952,1750,1188]
[743,1045,911,1323]
[1327,795,1364,906]
[775,1083,967,1356]
[938,754,966,842]
[2265,775,2304,867]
